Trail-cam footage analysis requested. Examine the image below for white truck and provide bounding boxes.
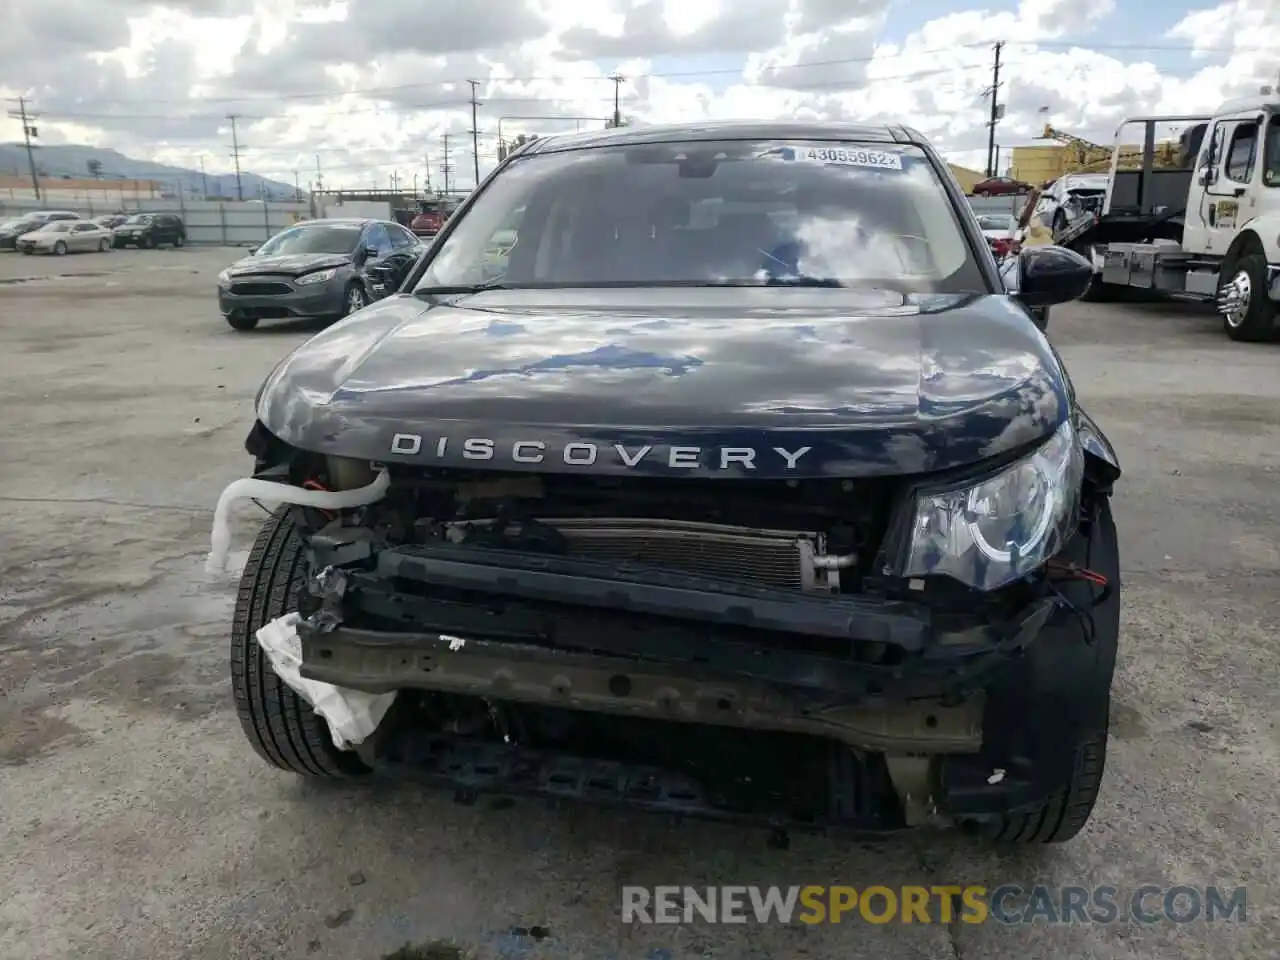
[1053,85,1280,342]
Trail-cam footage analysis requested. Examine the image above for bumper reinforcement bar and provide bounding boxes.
[371,542,933,648]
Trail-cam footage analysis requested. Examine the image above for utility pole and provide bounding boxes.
[199,155,208,198]
[468,80,482,186]
[424,153,432,194]
[984,42,1004,178]
[226,113,244,200]
[314,154,323,194]
[608,73,624,127]
[5,97,42,200]
[441,134,453,195]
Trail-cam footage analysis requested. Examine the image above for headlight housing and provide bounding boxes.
[296,268,336,285]
[899,418,1083,591]
[217,269,230,283]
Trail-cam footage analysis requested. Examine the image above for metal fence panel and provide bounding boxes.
[0,197,313,246]
[967,195,1025,217]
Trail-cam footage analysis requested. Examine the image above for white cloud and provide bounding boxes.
[0,0,1277,189]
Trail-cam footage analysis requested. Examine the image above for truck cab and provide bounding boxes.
[1064,85,1280,341]
[1180,103,1280,258]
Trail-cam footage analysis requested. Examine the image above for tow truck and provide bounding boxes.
[1049,83,1280,341]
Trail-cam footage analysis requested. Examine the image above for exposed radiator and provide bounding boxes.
[445,517,854,593]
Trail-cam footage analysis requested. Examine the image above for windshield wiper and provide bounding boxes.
[415,279,513,296]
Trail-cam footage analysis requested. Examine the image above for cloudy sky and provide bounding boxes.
[1,0,1277,190]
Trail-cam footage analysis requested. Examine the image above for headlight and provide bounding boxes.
[899,418,1083,591]
[296,268,336,285]
[217,269,230,283]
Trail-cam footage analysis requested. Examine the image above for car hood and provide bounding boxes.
[256,287,1070,479]
[2,224,41,236]
[228,252,353,277]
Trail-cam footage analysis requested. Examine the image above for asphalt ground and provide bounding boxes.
[0,246,1276,960]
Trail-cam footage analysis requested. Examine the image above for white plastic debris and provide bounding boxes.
[987,768,1006,785]
[205,469,391,575]
[444,635,467,651]
[256,613,396,750]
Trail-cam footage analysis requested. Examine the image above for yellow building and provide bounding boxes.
[948,164,986,193]
[1011,142,1184,186]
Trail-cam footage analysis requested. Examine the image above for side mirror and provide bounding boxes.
[363,246,380,261]
[1015,245,1093,308]
[247,246,258,255]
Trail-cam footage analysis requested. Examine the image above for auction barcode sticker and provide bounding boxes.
[793,146,904,170]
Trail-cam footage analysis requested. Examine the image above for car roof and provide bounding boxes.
[519,120,928,156]
[294,217,375,226]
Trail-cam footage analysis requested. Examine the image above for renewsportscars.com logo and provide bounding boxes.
[621,885,1248,926]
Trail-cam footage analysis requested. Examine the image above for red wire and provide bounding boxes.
[302,478,337,518]
[1047,560,1109,587]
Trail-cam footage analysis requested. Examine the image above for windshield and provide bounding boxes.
[124,214,152,224]
[977,215,1015,231]
[0,219,34,230]
[38,221,74,233]
[257,223,362,256]
[415,139,984,293]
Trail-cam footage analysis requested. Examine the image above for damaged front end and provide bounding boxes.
[225,414,1117,838]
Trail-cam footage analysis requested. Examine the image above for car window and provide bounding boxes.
[1225,121,1259,183]
[72,223,93,232]
[976,215,1014,231]
[365,223,393,256]
[1264,115,1280,187]
[416,140,984,294]
[388,225,416,249]
[257,223,363,256]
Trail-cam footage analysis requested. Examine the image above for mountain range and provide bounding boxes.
[0,143,299,199]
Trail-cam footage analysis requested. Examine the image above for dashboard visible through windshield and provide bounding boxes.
[415,139,986,295]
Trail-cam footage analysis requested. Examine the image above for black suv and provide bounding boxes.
[217,121,1119,846]
[112,213,186,248]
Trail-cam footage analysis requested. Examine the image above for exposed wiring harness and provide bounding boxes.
[1042,500,1114,644]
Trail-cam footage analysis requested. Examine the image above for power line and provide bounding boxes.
[226,113,244,201]
[468,79,481,186]
[4,96,42,200]
[33,61,994,123]
[984,42,1004,178]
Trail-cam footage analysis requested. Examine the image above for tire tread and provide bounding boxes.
[229,509,366,778]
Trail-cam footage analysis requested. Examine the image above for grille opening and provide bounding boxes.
[379,468,896,594]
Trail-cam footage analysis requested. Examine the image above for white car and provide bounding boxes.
[16,219,115,255]
[977,214,1017,250]
[1035,173,1109,233]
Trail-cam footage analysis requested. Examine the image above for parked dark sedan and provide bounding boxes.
[112,212,186,248]
[216,217,421,330]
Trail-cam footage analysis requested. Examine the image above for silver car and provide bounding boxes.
[16,220,115,255]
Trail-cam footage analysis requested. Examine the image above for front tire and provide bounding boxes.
[174,234,185,248]
[969,496,1120,844]
[98,238,110,252]
[341,281,368,317]
[1219,252,1277,342]
[225,312,259,331]
[53,241,67,256]
[231,509,370,779]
